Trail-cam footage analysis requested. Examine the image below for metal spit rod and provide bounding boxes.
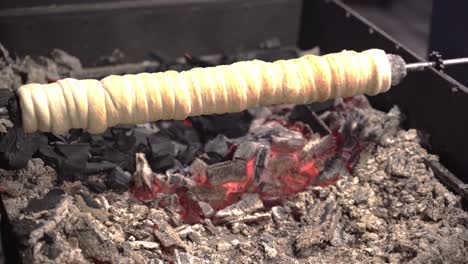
[406,57,468,71]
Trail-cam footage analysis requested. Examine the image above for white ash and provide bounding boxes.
[2,101,467,263]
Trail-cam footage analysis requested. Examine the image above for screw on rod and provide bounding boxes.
[405,51,468,72]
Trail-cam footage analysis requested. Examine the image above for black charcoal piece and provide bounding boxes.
[102,148,134,171]
[55,143,90,166]
[148,133,176,172]
[178,143,201,166]
[159,121,200,145]
[106,167,132,193]
[37,143,90,181]
[0,195,22,262]
[24,189,65,213]
[85,161,117,175]
[115,131,136,152]
[0,127,47,169]
[204,135,229,158]
[148,134,175,157]
[189,112,253,140]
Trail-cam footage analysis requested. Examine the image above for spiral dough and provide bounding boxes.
[17,49,391,134]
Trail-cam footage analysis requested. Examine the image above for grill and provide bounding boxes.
[0,0,467,263]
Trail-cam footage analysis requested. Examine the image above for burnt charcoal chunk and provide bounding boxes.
[0,127,47,169]
[148,133,176,171]
[204,135,229,158]
[189,111,253,140]
[159,121,200,145]
[24,189,65,213]
[148,134,175,156]
[178,143,201,165]
[36,144,64,169]
[85,161,117,174]
[55,143,90,166]
[234,141,262,160]
[206,160,247,186]
[106,167,132,193]
[0,195,22,262]
[37,143,89,181]
[102,148,135,171]
[111,126,136,151]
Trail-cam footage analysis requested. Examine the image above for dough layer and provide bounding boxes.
[17,49,392,134]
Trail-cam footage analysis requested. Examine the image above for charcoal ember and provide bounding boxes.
[24,188,65,213]
[214,193,264,223]
[189,158,207,183]
[300,134,335,162]
[206,160,247,186]
[254,145,270,183]
[314,155,346,185]
[0,127,47,169]
[294,197,342,257]
[204,134,230,160]
[189,111,253,140]
[190,185,227,209]
[271,133,306,152]
[106,167,132,192]
[234,141,262,161]
[148,133,176,172]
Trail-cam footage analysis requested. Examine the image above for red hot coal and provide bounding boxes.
[132,98,368,224]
